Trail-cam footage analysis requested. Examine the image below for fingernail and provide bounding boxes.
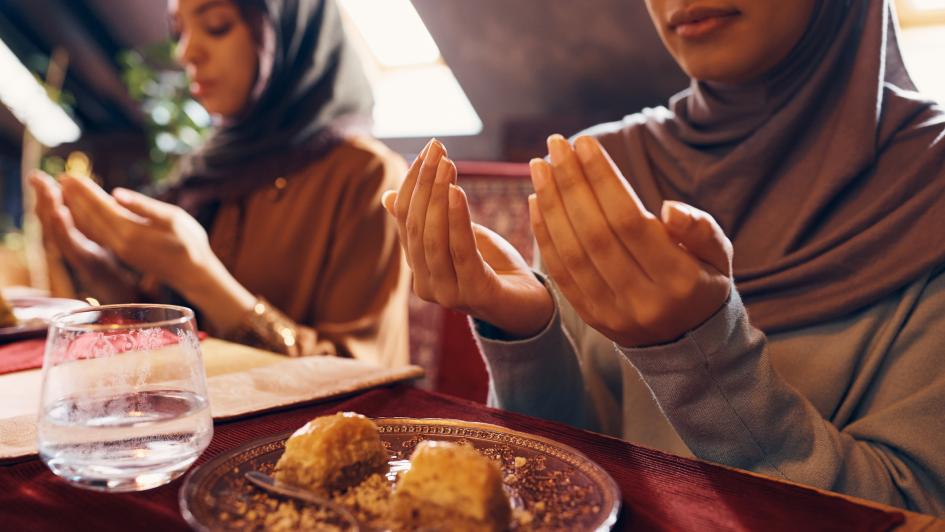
[436,157,452,181]
[662,201,692,229]
[113,188,131,201]
[447,184,463,208]
[529,158,549,189]
[546,134,568,158]
[381,190,396,212]
[528,194,543,225]
[573,136,596,162]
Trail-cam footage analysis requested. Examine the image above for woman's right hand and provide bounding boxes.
[382,139,554,339]
[29,171,139,303]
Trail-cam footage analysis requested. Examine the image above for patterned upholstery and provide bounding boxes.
[408,161,533,402]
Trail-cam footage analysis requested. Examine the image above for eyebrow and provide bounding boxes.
[192,0,231,16]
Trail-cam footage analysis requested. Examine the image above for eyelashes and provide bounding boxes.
[205,22,233,37]
[169,16,234,43]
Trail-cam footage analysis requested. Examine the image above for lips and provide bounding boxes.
[189,79,215,97]
[668,5,740,37]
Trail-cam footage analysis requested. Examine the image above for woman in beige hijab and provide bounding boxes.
[31,0,408,367]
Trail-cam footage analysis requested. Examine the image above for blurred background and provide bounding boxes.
[1,0,943,235]
[1,0,943,398]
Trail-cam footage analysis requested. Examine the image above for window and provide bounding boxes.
[337,0,482,138]
[896,0,945,103]
[0,39,80,147]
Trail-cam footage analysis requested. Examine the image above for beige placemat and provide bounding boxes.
[0,340,423,462]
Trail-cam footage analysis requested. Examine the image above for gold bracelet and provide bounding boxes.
[234,297,303,357]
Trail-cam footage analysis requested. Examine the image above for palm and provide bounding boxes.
[472,224,531,276]
[472,224,552,337]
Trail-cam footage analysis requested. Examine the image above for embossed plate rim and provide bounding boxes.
[179,416,621,531]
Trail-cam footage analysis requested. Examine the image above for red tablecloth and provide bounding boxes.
[0,333,208,375]
[0,385,904,531]
[0,338,46,375]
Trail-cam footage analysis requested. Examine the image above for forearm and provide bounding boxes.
[620,289,932,510]
[175,255,255,333]
[476,286,599,431]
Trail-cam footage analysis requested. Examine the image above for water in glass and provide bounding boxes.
[37,305,213,491]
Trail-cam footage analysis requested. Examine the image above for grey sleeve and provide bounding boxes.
[473,276,598,431]
[620,281,945,514]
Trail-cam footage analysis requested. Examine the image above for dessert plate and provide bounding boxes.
[180,417,620,531]
[0,297,87,342]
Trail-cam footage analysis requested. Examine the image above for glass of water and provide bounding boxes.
[37,304,213,492]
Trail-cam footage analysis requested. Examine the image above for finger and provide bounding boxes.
[447,185,492,297]
[573,135,693,281]
[381,190,410,257]
[394,140,434,249]
[424,157,459,302]
[528,194,595,320]
[394,139,434,222]
[59,174,126,249]
[662,201,733,276]
[405,140,446,291]
[543,136,649,293]
[29,171,61,220]
[530,155,612,303]
[50,205,85,261]
[113,188,175,227]
[381,190,397,217]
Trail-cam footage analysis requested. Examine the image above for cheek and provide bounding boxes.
[229,35,259,94]
[213,32,259,115]
[665,14,799,83]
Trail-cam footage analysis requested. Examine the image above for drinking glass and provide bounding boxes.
[37,304,213,492]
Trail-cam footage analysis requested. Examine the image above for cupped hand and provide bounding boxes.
[382,139,554,338]
[528,134,732,347]
[29,171,139,302]
[58,174,218,296]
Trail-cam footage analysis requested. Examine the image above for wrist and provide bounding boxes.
[170,255,222,301]
[475,285,554,340]
[174,256,255,331]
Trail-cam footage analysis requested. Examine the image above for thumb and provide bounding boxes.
[661,200,732,277]
[112,188,176,226]
[381,190,397,216]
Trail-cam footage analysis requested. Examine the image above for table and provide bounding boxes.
[2,382,941,531]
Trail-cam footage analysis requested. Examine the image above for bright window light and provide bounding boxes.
[913,0,945,10]
[338,0,439,67]
[0,38,81,147]
[338,0,482,138]
[373,65,483,138]
[899,25,945,103]
[897,0,945,25]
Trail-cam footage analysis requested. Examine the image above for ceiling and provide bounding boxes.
[0,0,688,161]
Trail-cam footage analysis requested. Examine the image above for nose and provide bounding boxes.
[175,31,205,70]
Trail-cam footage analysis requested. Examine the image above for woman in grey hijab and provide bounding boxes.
[387,0,945,514]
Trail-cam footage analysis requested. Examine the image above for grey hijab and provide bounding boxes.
[167,0,373,219]
[593,0,945,332]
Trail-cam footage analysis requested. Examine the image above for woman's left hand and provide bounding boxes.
[529,135,733,348]
[58,174,217,296]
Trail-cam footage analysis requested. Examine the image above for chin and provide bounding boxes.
[677,55,758,84]
[197,99,224,116]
